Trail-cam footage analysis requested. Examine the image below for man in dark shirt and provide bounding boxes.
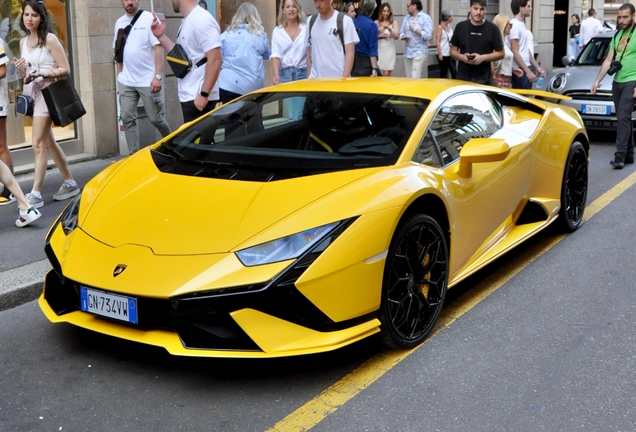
[450,0,504,84]
[352,0,379,76]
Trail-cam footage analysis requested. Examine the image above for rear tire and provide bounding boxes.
[558,141,588,232]
[379,213,448,349]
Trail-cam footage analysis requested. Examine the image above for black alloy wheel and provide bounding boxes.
[380,213,448,349]
[559,141,588,232]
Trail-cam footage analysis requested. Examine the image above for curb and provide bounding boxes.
[0,259,51,312]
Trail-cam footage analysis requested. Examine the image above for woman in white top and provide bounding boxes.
[271,0,307,85]
[435,9,456,79]
[375,2,398,76]
[492,14,523,88]
[271,0,308,121]
[13,0,78,209]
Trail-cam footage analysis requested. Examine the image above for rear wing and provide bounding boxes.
[507,88,572,110]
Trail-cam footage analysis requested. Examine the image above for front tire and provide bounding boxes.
[558,141,588,232]
[379,213,449,349]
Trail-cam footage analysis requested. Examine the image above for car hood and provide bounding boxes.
[80,150,379,255]
[557,65,613,92]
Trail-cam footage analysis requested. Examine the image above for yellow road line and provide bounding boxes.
[267,171,636,432]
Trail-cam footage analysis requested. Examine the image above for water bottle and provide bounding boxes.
[536,76,544,88]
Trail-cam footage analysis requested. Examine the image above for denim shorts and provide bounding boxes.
[279,67,307,83]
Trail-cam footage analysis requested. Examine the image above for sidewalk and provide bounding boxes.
[0,155,123,312]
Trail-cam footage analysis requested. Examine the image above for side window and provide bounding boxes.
[412,131,442,167]
[428,92,502,166]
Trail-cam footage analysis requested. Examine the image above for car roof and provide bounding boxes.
[253,77,466,100]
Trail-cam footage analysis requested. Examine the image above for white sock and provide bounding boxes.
[30,190,42,199]
[64,179,78,188]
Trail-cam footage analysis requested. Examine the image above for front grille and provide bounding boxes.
[563,91,613,101]
[584,118,617,130]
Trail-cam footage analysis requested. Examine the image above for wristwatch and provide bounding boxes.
[200,90,210,97]
[155,74,162,80]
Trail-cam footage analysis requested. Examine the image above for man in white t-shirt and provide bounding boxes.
[114,0,171,154]
[152,0,221,123]
[306,0,359,78]
[509,0,544,89]
[579,8,605,50]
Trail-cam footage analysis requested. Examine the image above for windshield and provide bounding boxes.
[575,37,611,66]
[153,91,428,182]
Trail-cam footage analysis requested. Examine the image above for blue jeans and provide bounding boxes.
[279,67,306,121]
[512,71,532,89]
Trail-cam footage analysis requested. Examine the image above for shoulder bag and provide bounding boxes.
[114,9,144,63]
[41,71,86,127]
[166,38,208,78]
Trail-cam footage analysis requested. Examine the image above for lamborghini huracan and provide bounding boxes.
[39,78,589,358]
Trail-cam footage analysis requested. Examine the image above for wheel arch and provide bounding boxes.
[400,193,451,252]
[574,132,590,154]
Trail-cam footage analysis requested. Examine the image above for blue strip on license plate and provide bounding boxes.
[80,287,138,324]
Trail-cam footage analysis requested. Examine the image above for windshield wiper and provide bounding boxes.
[153,144,188,161]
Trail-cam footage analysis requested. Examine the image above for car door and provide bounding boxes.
[413,91,533,279]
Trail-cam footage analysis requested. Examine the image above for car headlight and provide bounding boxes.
[236,221,341,267]
[549,73,567,93]
[46,194,81,242]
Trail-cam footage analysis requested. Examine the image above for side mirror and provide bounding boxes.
[458,138,511,178]
[562,55,575,67]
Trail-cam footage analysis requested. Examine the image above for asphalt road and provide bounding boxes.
[1,137,635,431]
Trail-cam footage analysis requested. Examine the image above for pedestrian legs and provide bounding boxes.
[119,83,141,154]
[138,88,171,139]
[612,80,636,167]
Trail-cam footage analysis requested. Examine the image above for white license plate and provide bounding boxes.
[582,104,610,115]
[80,287,138,324]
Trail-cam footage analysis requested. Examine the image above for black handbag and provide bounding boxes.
[16,94,34,116]
[41,76,86,127]
[166,43,207,79]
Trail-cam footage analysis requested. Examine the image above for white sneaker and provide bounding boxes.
[16,206,42,227]
[25,193,44,208]
[53,183,80,201]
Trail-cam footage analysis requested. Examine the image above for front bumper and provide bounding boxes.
[557,92,636,131]
[39,269,380,358]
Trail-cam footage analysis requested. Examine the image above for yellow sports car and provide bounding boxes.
[39,78,589,358]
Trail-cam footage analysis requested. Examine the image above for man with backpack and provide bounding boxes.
[306,0,359,78]
[114,0,171,154]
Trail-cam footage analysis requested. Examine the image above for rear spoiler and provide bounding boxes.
[508,88,572,101]
[507,88,572,110]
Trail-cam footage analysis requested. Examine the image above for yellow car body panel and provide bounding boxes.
[80,150,380,255]
[47,227,293,297]
[39,78,588,357]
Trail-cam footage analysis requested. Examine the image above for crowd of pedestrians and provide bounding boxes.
[1,0,612,228]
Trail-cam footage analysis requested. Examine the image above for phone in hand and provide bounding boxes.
[466,54,476,60]
[155,12,164,22]
[24,75,36,84]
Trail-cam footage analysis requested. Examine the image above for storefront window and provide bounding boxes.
[2,0,74,152]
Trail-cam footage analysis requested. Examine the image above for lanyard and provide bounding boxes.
[616,24,635,62]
